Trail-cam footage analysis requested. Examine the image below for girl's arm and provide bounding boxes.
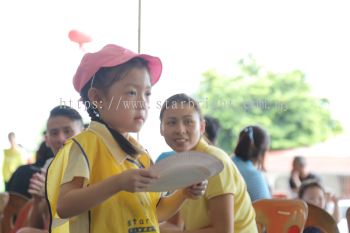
[157,181,207,222]
[160,194,234,233]
[57,169,158,218]
[330,194,341,223]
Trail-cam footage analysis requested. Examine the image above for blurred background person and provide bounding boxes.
[298,180,340,233]
[7,141,54,199]
[2,132,25,191]
[232,125,271,202]
[289,156,320,194]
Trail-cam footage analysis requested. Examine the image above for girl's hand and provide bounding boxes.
[326,192,339,204]
[183,180,208,199]
[118,169,159,192]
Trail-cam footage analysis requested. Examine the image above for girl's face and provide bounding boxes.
[160,104,205,152]
[302,186,326,208]
[96,67,151,134]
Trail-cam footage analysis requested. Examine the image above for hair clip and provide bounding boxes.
[245,126,255,145]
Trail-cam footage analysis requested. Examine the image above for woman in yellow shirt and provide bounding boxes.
[159,93,258,233]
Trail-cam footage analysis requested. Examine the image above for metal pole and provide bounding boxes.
[137,0,141,141]
[138,0,141,53]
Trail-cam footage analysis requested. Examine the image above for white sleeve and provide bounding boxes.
[61,142,90,186]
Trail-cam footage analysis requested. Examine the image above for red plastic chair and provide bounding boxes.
[304,203,339,233]
[1,192,29,233]
[253,199,308,233]
[10,199,34,233]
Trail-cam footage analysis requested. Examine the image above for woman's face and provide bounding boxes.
[160,103,205,152]
[302,186,326,208]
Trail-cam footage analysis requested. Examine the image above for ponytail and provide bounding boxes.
[234,125,269,163]
[234,126,257,161]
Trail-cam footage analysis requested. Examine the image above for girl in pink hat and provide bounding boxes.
[46,44,207,233]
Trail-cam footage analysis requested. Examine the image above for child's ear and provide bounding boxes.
[88,88,103,102]
[200,118,206,135]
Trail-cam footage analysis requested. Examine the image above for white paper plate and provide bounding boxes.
[145,151,224,192]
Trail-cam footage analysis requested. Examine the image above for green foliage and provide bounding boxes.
[196,56,342,152]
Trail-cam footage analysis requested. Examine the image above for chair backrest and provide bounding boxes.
[304,203,339,233]
[0,192,9,214]
[1,192,29,233]
[9,199,34,233]
[346,207,350,233]
[253,199,308,233]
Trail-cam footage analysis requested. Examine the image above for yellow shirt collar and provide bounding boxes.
[193,137,210,152]
[88,121,146,164]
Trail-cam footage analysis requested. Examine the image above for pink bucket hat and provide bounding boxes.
[73,44,162,92]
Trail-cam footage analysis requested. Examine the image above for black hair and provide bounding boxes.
[204,115,221,144]
[8,132,15,140]
[80,57,149,157]
[293,156,306,167]
[35,141,54,167]
[298,180,325,199]
[234,125,270,162]
[159,93,203,121]
[49,105,84,127]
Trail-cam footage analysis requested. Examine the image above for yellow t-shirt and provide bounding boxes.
[3,147,23,182]
[180,139,258,233]
[46,121,161,233]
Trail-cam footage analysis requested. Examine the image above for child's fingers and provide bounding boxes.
[138,169,160,179]
[137,176,159,186]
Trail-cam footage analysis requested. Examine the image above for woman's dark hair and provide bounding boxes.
[80,57,149,157]
[35,141,54,167]
[298,180,325,199]
[204,115,221,144]
[159,93,202,121]
[234,125,270,162]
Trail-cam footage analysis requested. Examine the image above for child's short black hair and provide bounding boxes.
[298,180,325,199]
[49,105,83,125]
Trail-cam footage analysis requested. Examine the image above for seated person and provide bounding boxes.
[159,94,257,233]
[232,125,271,201]
[7,141,54,199]
[156,115,221,163]
[298,180,340,223]
[289,156,320,194]
[16,106,84,233]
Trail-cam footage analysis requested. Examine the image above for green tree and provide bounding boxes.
[196,56,342,152]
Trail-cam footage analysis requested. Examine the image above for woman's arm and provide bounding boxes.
[329,194,341,223]
[160,194,234,233]
[57,169,158,218]
[157,181,207,222]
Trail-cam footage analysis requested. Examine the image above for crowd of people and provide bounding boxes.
[0,43,342,233]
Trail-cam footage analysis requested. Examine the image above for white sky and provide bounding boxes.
[0,0,349,159]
